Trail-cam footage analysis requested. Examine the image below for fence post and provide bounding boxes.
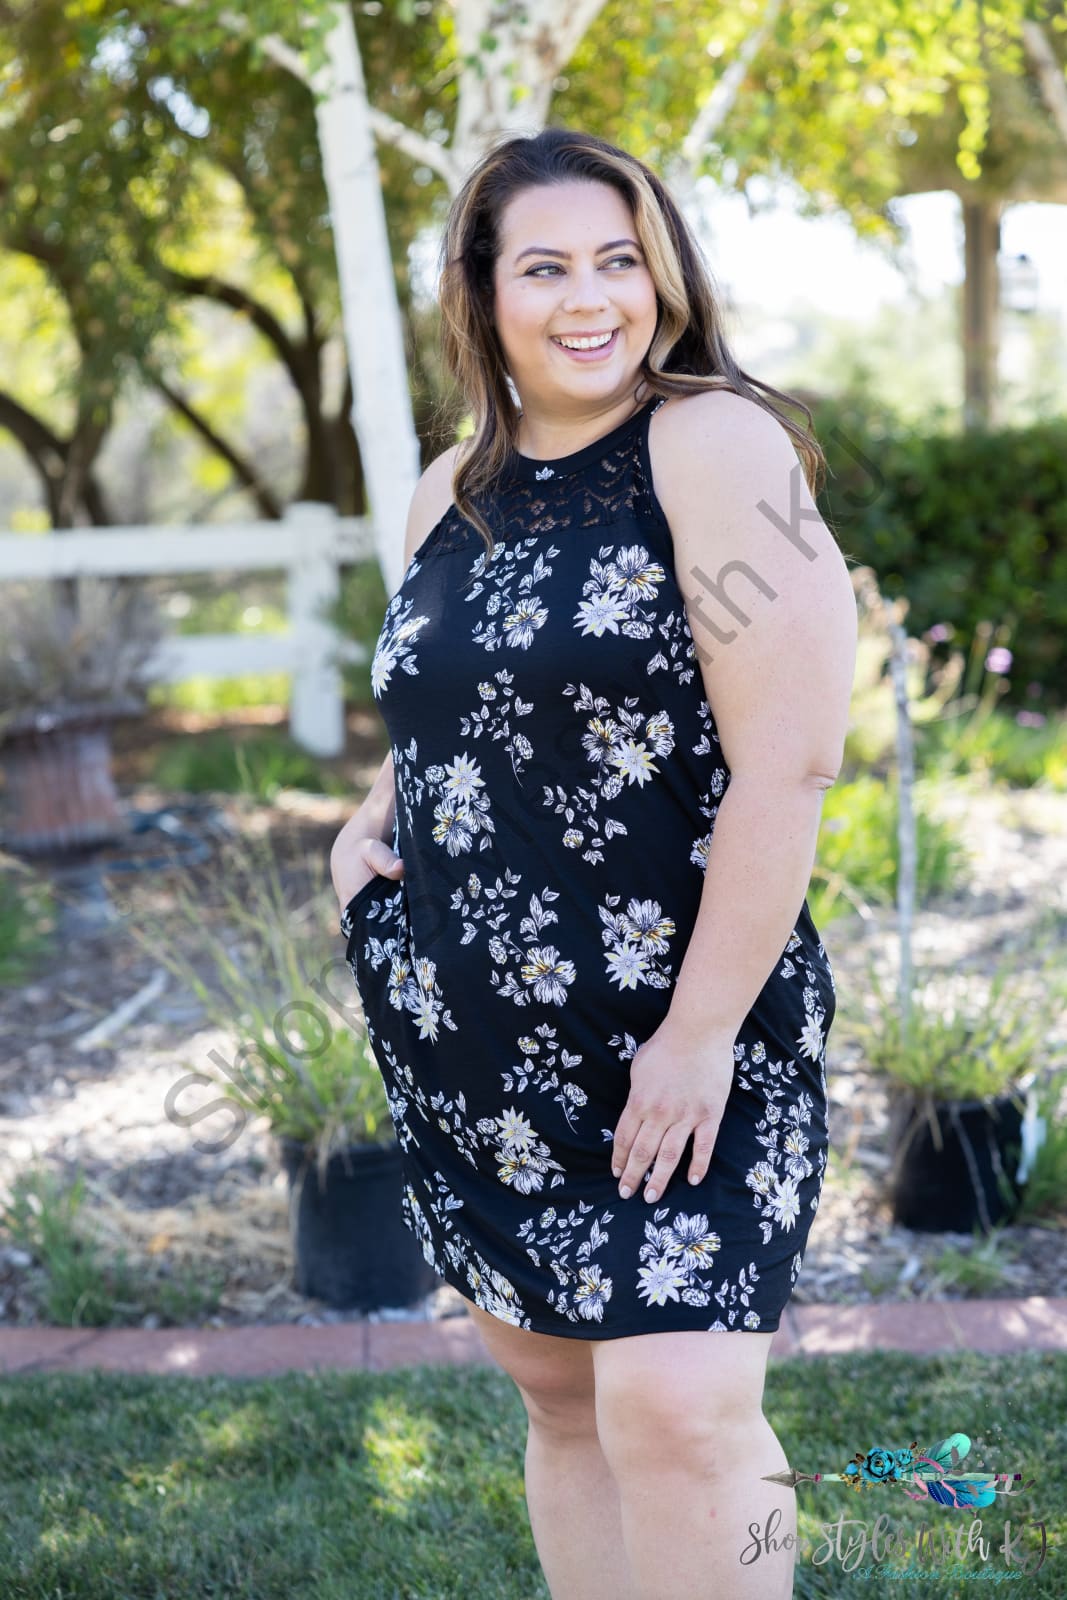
[287,501,345,758]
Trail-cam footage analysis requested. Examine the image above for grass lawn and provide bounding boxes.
[0,1350,1063,1598]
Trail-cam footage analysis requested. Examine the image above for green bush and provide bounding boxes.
[838,922,1067,1103]
[808,774,969,926]
[1014,1068,1067,1225]
[0,862,55,987]
[0,1162,221,1328]
[151,731,345,800]
[811,393,1067,708]
[148,671,293,713]
[917,702,1067,790]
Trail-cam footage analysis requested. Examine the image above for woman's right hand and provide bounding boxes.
[331,832,404,919]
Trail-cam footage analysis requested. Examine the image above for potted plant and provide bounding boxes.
[122,826,437,1311]
[848,934,1067,1234]
[0,575,168,854]
[846,583,1067,1235]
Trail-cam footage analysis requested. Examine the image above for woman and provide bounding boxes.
[331,127,857,1600]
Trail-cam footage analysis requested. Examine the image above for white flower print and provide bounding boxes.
[574,543,667,640]
[574,589,630,638]
[765,1174,801,1231]
[520,947,577,1005]
[637,1207,723,1309]
[517,1201,615,1324]
[378,943,459,1044]
[488,886,578,1007]
[500,1024,588,1133]
[781,1127,812,1182]
[599,894,676,990]
[466,540,558,653]
[475,1105,568,1194]
[736,1036,822,1244]
[503,594,549,648]
[541,684,675,865]
[458,668,536,780]
[371,595,431,697]
[344,886,439,1033]
[647,603,700,688]
[402,1183,440,1270]
[637,1254,690,1307]
[434,1205,533,1328]
[666,1211,723,1271]
[796,1010,826,1061]
[574,1263,612,1322]
[426,752,496,856]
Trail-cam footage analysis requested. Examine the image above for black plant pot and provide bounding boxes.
[279,1136,439,1311]
[888,1092,1024,1235]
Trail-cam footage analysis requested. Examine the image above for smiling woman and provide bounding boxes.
[333,126,856,1600]
[492,185,660,454]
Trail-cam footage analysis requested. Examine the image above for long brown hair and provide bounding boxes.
[436,126,826,559]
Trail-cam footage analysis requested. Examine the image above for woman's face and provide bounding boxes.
[491,179,659,417]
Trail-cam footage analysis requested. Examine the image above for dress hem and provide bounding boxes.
[424,1252,782,1340]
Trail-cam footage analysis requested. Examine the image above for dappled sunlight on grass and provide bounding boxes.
[360,1395,440,1513]
[0,1358,1060,1597]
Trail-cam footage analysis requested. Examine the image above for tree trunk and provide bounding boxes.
[310,4,421,599]
[961,196,1003,430]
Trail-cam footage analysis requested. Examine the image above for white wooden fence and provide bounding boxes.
[0,503,378,758]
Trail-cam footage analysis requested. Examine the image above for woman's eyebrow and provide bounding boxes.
[513,238,641,264]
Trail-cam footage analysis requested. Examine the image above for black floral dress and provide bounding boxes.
[340,395,836,1338]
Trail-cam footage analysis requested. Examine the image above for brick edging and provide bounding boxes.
[1,1298,1065,1378]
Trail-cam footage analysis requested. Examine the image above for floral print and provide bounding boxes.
[340,395,835,1338]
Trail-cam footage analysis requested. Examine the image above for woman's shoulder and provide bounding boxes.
[648,386,804,506]
[405,443,462,565]
[651,385,793,454]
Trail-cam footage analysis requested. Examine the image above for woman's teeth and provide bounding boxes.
[552,329,619,353]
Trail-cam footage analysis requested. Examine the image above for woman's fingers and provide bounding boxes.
[688,1116,723,1186]
[333,837,404,912]
[639,1120,694,1204]
[614,1116,686,1202]
[611,1110,656,1198]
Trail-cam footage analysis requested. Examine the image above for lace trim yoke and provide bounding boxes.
[420,396,671,560]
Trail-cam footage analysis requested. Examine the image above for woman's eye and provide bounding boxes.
[526,255,637,277]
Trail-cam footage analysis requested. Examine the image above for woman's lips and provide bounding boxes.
[550,328,620,361]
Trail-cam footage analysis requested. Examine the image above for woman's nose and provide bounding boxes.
[562,267,610,310]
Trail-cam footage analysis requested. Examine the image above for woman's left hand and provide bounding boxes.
[611,1022,736,1203]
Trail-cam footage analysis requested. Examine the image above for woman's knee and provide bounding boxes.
[592,1330,772,1477]
[466,1301,598,1434]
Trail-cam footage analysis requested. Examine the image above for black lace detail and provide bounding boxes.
[417,397,670,562]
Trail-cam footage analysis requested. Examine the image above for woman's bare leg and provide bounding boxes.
[465,1301,639,1600]
[593,1329,796,1600]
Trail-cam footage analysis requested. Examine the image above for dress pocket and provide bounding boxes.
[339,874,396,1030]
[339,873,386,942]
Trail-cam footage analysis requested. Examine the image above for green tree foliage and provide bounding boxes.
[2,0,1064,526]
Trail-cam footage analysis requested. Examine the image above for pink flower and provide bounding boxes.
[1015,710,1046,727]
[924,623,951,643]
[985,647,1013,675]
